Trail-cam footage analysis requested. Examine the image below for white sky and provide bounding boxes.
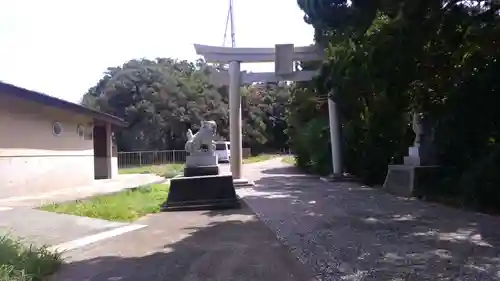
[0,0,314,103]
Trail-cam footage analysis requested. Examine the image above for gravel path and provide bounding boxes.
[237,158,500,280]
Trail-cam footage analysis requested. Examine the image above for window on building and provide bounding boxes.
[52,122,63,136]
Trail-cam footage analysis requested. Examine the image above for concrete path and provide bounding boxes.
[235,158,500,280]
[49,204,316,281]
[0,173,162,255]
[0,174,164,208]
[0,208,138,249]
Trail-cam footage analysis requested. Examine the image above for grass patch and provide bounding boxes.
[243,154,277,164]
[40,184,170,222]
[119,164,183,178]
[0,235,62,281]
[281,155,296,165]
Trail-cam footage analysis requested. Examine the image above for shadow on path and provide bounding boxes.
[50,204,317,281]
[259,166,314,176]
[239,164,500,280]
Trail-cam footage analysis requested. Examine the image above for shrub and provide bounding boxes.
[0,235,62,281]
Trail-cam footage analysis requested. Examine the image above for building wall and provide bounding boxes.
[0,94,96,198]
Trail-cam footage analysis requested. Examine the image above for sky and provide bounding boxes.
[0,0,314,103]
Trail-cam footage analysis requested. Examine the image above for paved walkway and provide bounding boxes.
[50,204,316,281]
[0,207,134,248]
[0,173,164,253]
[235,158,500,280]
[0,174,164,208]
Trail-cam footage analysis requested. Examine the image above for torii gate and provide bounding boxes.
[193,43,343,183]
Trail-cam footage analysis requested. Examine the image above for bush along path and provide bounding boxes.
[291,0,500,214]
[118,164,183,178]
[0,235,62,281]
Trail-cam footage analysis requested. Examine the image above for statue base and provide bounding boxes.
[162,175,240,211]
[323,173,359,183]
[383,165,442,198]
[184,152,219,177]
[404,146,422,165]
[185,152,218,167]
[184,165,219,177]
[233,178,254,187]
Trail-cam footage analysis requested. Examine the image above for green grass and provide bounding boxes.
[243,154,277,164]
[0,235,62,281]
[281,155,296,165]
[40,184,170,222]
[119,163,183,178]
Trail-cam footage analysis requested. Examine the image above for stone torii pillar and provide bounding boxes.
[328,90,342,176]
[228,61,243,179]
[194,43,342,183]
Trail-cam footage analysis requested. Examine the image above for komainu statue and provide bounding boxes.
[185,120,217,154]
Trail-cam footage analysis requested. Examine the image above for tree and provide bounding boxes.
[289,0,500,210]
[82,58,292,153]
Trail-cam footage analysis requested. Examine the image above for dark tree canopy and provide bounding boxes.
[82,58,290,153]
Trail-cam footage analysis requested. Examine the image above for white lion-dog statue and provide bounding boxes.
[185,120,217,154]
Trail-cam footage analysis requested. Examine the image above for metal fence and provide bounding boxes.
[117,148,293,169]
[278,148,293,155]
[118,150,188,169]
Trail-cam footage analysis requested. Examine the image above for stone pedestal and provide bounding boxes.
[383,112,441,197]
[185,152,218,167]
[162,175,240,211]
[323,173,359,183]
[184,166,219,177]
[383,145,441,197]
[383,165,441,197]
[162,148,240,211]
[233,178,254,188]
[184,152,219,177]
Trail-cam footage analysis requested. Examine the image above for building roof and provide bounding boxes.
[0,81,127,127]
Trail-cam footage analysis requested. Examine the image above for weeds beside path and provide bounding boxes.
[40,184,170,222]
[119,164,183,178]
[280,155,296,165]
[0,235,61,281]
